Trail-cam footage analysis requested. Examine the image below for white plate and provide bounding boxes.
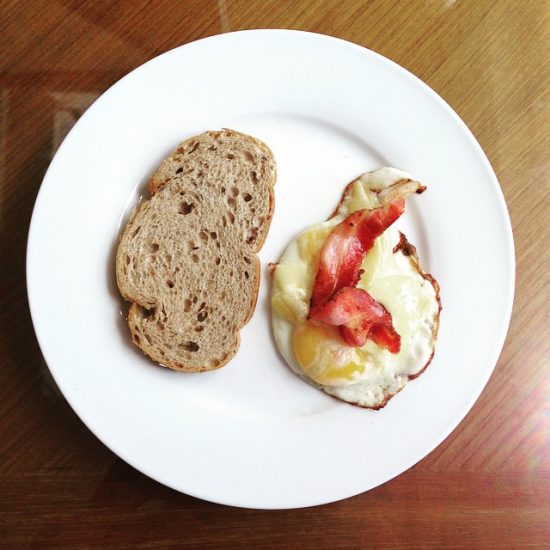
[27,30,514,509]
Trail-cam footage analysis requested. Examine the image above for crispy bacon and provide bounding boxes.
[392,231,417,256]
[308,178,427,351]
[365,325,401,353]
[310,198,405,308]
[308,186,427,352]
[310,287,401,352]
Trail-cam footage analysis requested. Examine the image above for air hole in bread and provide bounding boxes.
[210,231,217,240]
[132,226,141,238]
[125,255,130,265]
[209,359,221,368]
[166,254,172,262]
[133,334,140,344]
[198,302,206,311]
[179,202,194,215]
[187,141,199,153]
[215,241,221,249]
[197,310,208,322]
[215,257,221,265]
[221,216,227,227]
[208,145,217,151]
[221,315,226,321]
[167,280,174,288]
[251,170,259,183]
[245,228,258,244]
[231,186,239,197]
[228,212,235,224]
[221,186,226,194]
[195,326,204,332]
[226,153,235,160]
[192,296,198,304]
[174,266,180,273]
[150,243,159,252]
[227,197,237,210]
[175,167,183,174]
[184,299,192,312]
[199,230,208,241]
[243,193,252,202]
[229,270,234,277]
[192,254,199,263]
[244,151,255,163]
[183,341,199,352]
[244,271,249,279]
[243,256,251,264]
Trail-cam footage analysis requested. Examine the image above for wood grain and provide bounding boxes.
[1,0,549,547]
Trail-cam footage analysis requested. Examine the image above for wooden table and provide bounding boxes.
[1,0,548,546]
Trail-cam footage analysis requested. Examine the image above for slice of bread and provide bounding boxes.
[116,130,277,372]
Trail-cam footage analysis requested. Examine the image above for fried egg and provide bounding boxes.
[271,168,440,409]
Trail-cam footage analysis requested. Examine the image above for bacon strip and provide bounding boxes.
[309,287,384,325]
[310,198,405,308]
[310,287,401,352]
[309,182,425,352]
[308,179,426,353]
[342,321,401,351]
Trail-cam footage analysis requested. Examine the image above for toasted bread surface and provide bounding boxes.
[116,130,276,371]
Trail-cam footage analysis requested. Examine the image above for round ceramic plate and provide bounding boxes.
[27,30,514,509]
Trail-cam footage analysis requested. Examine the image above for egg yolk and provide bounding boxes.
[293,324,366,385]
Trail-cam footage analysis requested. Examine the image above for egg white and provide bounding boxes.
[271,168,440,409]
